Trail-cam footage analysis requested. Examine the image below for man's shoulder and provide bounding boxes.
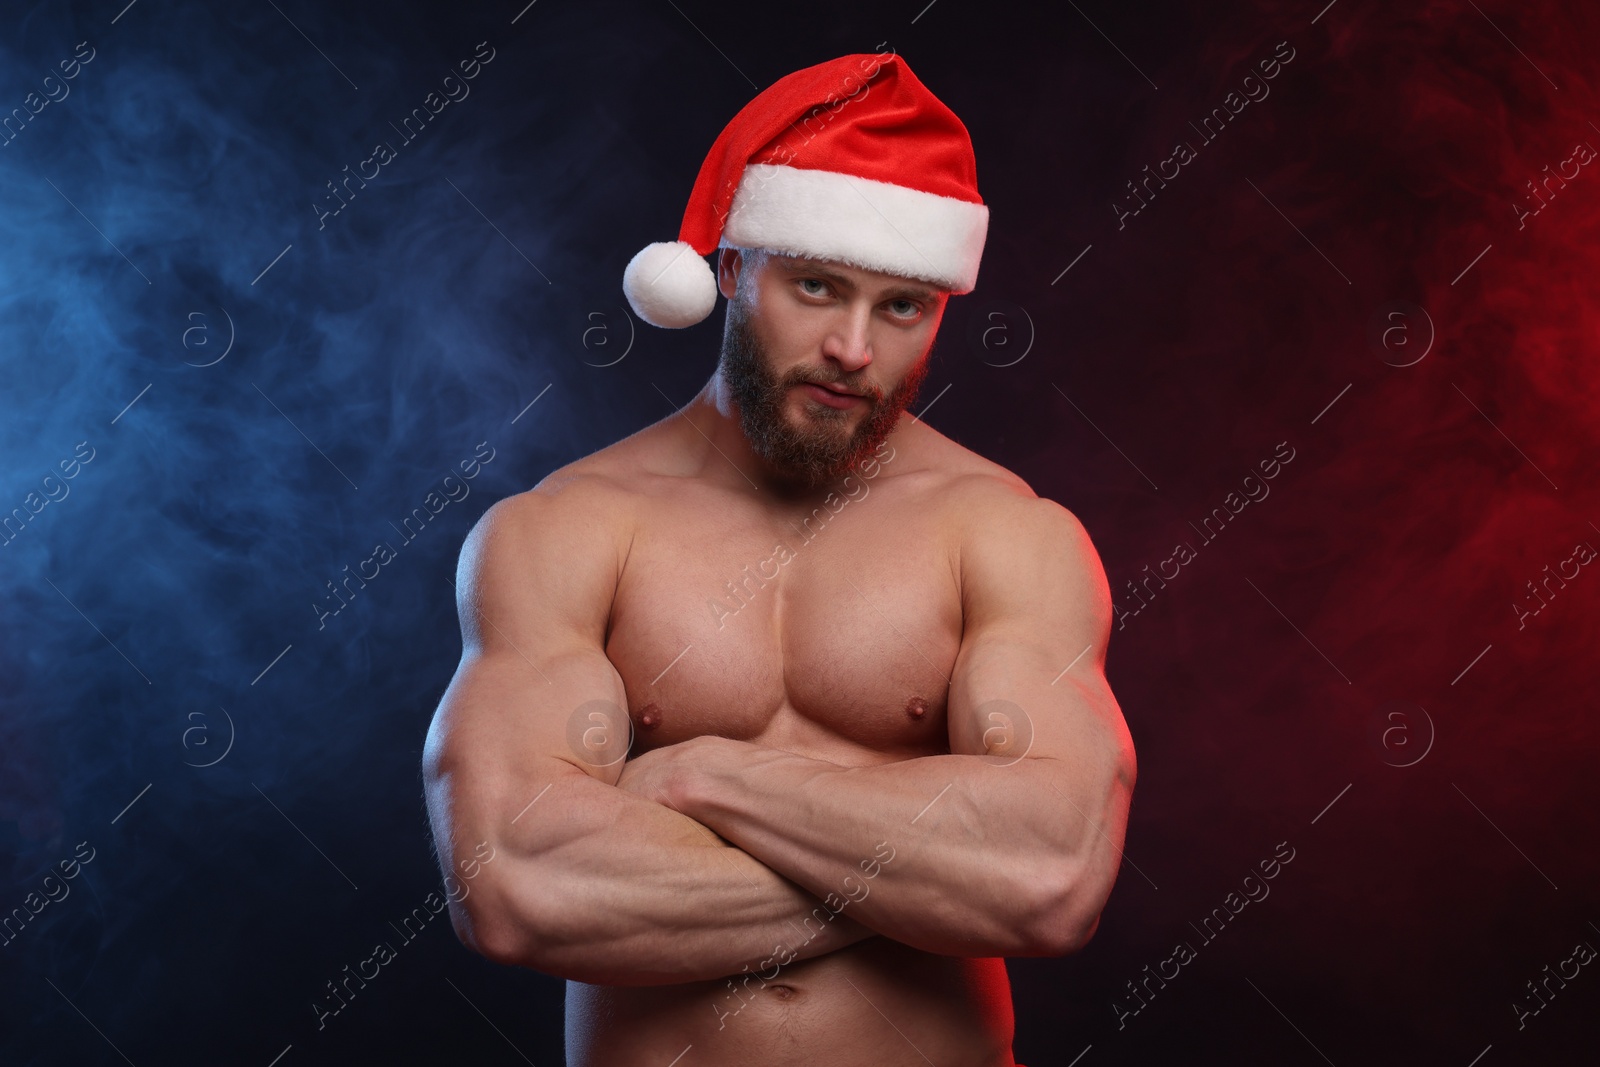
[906,422,1047,513]
[924,446,1105,626]
[905,425,1092,553]
[467,451,639,563]
[497,418,676,515]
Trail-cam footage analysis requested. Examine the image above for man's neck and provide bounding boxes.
[676,375,901,504]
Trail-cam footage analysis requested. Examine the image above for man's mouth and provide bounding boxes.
[799,381,867,408]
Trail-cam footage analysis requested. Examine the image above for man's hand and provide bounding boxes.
[614,735,745,811]
[613,742,687,810]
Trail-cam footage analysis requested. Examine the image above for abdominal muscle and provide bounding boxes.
[565,938,1015,1067]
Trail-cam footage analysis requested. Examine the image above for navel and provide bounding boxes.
[639,703,663,730]
[905,695,929,721]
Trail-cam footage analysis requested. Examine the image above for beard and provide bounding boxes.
[718,294,930,489]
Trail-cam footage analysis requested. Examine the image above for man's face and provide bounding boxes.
[716,247,948,488]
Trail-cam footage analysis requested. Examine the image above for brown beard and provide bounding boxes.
[718,293,930,489]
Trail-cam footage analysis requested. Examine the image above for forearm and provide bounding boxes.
[465,768,874,985]
[677,744,1120,957]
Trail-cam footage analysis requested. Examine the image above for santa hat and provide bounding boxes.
[623,52,988,328]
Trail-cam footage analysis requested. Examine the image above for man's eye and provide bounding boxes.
[888,299,919,317]
[799,278,828,296]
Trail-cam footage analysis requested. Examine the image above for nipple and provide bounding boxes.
[905,696,929,721]
[639,703,663,730]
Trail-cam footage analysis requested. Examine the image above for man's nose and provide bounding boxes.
[820,304,874,372]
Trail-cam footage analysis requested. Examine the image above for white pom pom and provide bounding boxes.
[623,241,718,329]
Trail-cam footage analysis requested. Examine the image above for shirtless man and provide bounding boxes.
[422,53,1135,1066]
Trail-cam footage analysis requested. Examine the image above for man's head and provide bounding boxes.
[713,246,948,489]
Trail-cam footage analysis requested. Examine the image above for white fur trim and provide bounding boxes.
[719,164,987,291]
[623,240,719,328]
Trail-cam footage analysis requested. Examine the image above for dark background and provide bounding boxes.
[3,0,1597,1063]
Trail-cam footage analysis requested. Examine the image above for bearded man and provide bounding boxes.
[423,51,1136,1067]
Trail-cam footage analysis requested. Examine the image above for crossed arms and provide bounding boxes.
[421,474,1136,986]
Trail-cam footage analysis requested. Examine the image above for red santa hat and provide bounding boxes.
[623,51,989,328]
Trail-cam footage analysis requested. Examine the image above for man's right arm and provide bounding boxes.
[421,478,872,986]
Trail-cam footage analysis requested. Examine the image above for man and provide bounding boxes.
[422,52,1135,1066]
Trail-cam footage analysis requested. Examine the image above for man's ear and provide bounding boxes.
[716,247,743,300]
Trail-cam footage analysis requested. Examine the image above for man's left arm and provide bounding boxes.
[628,490,1137,958]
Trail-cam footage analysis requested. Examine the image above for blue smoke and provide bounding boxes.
[0,1,684,1060]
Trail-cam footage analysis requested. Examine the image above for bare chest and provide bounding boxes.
[604,482,962,762]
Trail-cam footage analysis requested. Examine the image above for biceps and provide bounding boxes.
[423,645,632,849]
[947,634,1124,766]
[947,635,1046,759]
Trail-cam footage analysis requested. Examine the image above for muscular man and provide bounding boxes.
[423,52,1135,1066]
